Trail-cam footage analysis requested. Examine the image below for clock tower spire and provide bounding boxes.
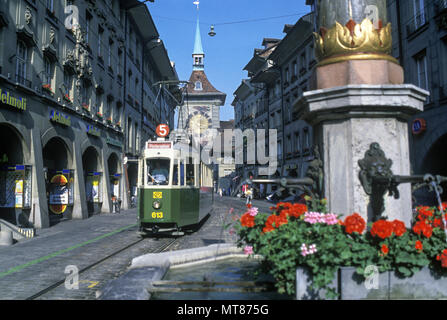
[193,16,205,71]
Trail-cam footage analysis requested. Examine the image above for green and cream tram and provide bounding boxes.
[137,137,214,236]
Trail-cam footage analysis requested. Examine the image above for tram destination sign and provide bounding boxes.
[147,142,172,149]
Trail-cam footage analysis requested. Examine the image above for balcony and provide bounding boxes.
[15,75,32,89]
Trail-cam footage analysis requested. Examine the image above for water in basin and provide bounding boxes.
[151,257,292,300]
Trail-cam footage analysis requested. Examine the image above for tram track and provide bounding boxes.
[25,236,179,300]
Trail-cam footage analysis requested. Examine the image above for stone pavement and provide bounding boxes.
[0,196,273,300]
[0,208,142,299]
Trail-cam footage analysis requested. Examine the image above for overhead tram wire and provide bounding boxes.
[151,12,309,27]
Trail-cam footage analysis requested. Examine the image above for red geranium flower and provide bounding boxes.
[276,211,289,227]
[381,244,389,255]
[263,215,278,233]
[415,240,423,252]
[392,220,407,237]
[416,206,434,222]
[433,218,443,228]
[344,213,366,235]
[413,220,433,238]
[289,203,308,218]
[437,249,447,268]
[240,212,255,228]
[371,220,394,239]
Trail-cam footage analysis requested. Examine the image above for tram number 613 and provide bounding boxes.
[152,211,163,219]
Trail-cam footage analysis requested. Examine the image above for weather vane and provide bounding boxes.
[193,0,199,10]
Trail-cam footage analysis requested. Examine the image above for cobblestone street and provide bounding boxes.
[0,197,271,300]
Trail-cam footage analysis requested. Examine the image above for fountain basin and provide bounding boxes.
[99,244,289,300]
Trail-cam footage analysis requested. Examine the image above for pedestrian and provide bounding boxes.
[245,185,253,205]
[219,188,223,198]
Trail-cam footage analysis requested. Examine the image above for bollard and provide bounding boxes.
[0,230,13,246]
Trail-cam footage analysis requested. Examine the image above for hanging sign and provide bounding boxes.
[412,118,427,135]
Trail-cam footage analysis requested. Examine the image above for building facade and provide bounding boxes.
[232,13,316,197]
[0,0,177,228]
[387,0,447,194]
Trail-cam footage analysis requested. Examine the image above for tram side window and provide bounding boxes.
[180,160,185,185]
[186,158,195,186]
[147,158,170,185]
[172,161,178,186]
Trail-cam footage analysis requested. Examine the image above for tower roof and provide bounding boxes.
[193,17,204,55]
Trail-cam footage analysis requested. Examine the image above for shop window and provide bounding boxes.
[0,165,32,210]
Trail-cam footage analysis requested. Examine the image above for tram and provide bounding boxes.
[137,133,214,236]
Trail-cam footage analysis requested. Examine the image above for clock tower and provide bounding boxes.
[179,15,226,147]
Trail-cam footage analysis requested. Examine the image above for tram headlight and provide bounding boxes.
[152,200,162,210]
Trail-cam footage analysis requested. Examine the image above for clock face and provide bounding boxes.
[188,110,212,136]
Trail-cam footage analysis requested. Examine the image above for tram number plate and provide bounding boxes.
[152,212,163,219]
[153,192,162,199]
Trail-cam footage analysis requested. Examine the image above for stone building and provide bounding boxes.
[215,120,236,196]
[232,13,316,196]
[387,0,447,200]
[0,0,177,228]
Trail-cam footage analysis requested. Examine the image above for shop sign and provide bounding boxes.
[49,109,71,126]
[0,88,27,111]
[86,125,100,137]
[106,137,123,149]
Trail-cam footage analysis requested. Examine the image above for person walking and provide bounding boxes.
[245,185,253,205]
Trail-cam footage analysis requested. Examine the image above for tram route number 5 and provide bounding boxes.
[152,211,163,219]
[156,124,169,138]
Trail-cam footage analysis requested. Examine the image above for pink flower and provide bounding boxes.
[324,213,339,225]
[248,207,258,217]
[244,245,253,255]
[300,243,317,257]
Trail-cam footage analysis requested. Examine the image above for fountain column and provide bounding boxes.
[294,0,429,226]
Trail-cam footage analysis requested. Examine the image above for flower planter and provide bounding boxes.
[296,266,447,300]
[295,266,338,300]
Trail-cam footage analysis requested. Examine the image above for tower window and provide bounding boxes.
[195,56,203,65]
[195,81,202,90]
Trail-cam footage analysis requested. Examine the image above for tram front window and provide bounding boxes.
[147,158,170,185]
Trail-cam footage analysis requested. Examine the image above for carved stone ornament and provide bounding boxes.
[306,145,324,198]
[358,142,394,195]
[49,27,55,44]
[358,142,400,220]
[24,7,32,25]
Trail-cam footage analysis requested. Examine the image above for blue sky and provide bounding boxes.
[147,0,311,123]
